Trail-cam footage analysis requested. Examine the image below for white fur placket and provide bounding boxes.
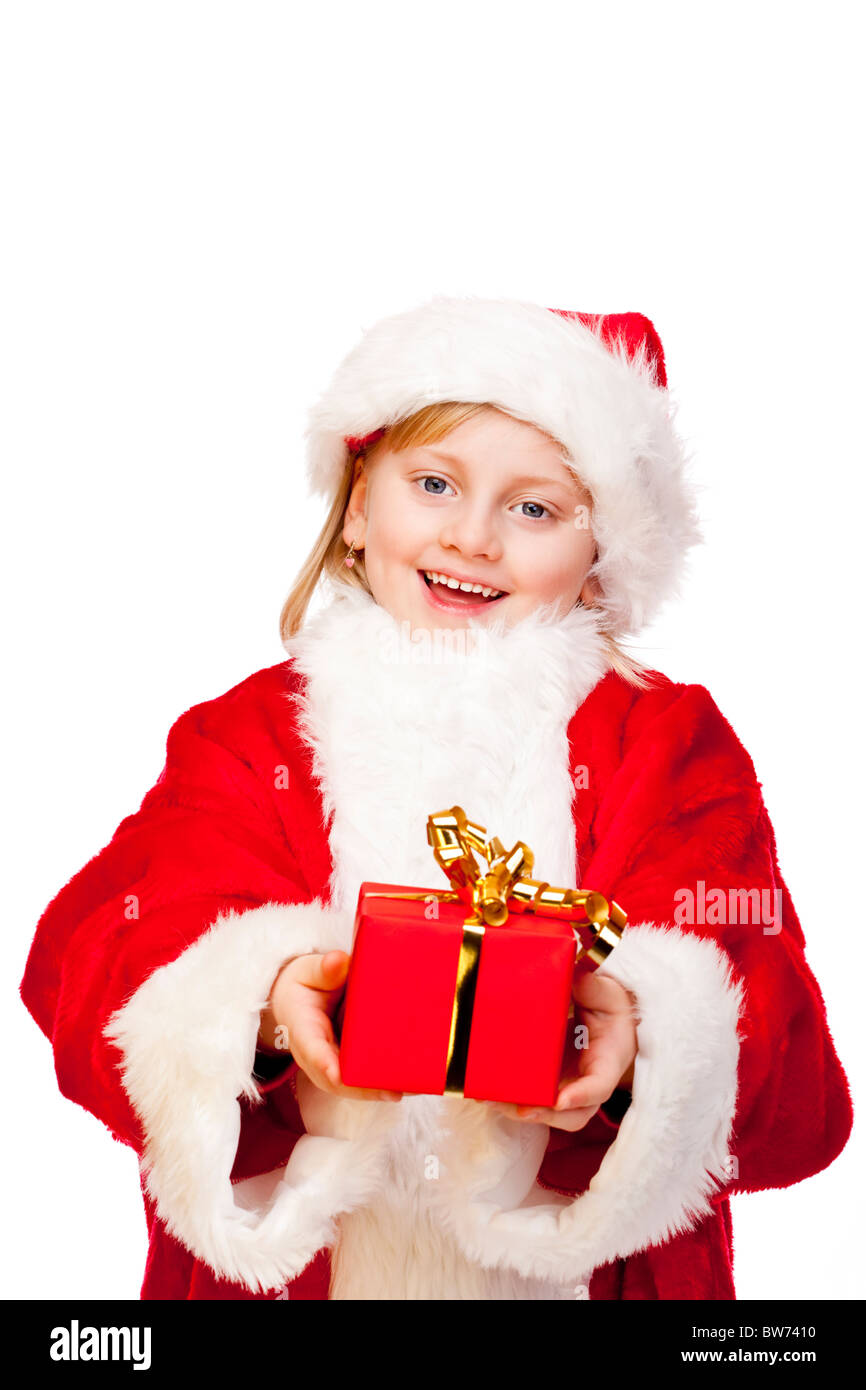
[283,586,612,1298]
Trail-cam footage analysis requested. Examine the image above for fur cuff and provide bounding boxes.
[103,900,402,1295]
[425,923,744,1287]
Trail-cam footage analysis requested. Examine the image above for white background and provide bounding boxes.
[3,1,862,1301]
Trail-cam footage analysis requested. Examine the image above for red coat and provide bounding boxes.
[19,589,853,1300]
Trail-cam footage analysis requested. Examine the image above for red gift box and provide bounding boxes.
[337,807,627,1107]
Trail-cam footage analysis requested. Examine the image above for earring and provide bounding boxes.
[345,538,359,568]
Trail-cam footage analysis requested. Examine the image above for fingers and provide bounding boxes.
[296,1033,342,1092]
[297,1041,401,1104]
[289,986,402,1103]
[573,969,636,1013]
[546,1104,600,1132]
[273,953,400,1103]
[565,981,638,1110]
[292,1030,400,1100]
[555,1050,625,1110]
[290,950,351,994]
[555,1076,613,1111]
[489,1100,599,1133]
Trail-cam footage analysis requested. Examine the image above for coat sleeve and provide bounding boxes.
[19,691,401,1295]
[425,682,854,1288]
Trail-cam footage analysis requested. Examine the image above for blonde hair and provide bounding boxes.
[279,401,652,689]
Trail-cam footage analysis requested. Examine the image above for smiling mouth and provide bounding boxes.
[418,569,508,607]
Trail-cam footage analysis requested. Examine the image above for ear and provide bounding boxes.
[341,457,368,549]
[579,570,601,607]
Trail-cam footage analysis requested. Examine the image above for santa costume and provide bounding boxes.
[20,296,853,1300]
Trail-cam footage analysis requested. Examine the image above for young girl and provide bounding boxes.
[20,295,853,1301]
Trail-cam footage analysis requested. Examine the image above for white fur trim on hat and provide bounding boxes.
[304,295,702,637]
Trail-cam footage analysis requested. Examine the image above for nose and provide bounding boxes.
[437,499,503,562]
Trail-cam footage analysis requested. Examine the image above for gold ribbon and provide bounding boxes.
[431,806,627,1095]
[359,807,627,1096]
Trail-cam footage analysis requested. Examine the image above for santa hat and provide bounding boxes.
[304,295,701,637]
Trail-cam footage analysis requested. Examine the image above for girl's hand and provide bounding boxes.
[261,951,403,1103]
[489,968,638,1132]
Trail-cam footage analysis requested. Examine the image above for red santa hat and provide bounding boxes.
[304,295,701,637]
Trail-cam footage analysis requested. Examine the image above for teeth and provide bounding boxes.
[424,570,504,599]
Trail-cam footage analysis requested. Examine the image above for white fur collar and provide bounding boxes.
[284,583,612,914]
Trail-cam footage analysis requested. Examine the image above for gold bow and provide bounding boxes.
[426,806,627,1095]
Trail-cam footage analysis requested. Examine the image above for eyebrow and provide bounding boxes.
[419,447,580,496]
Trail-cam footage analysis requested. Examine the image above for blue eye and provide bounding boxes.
[516,501,550,520]
[415,476,551,519]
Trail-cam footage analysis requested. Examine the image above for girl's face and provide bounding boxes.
[341,407,600,631]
